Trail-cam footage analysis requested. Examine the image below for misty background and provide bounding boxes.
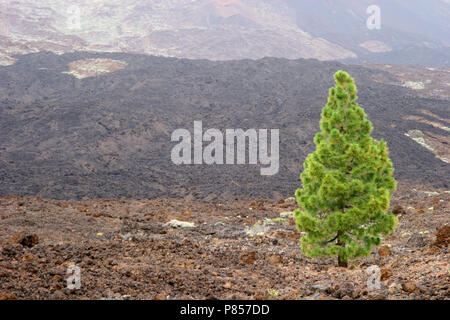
[0,0,449,67]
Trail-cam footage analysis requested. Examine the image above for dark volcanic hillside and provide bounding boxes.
[0,52,448,200]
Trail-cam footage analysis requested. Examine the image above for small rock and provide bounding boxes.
[184,193,196,201]
[367,289,387,300]
[227,294,243,300]
[339,283,355,298]
[311,284,326,293]
[303,292,330,300]
[433,225,450,248]
[380,268,393,281]
[407,234,426,248]
[21,252,36,262]
[419,285,432,295]
[388,283,402,295]
[402,281,418,293]
[152,293,166,300]
[271,191,283,201]
[0,292,17,300]
[204,193,217,202]
[219,191,234,202]
[378,245,391,257]
[253,292,269,300]
[352,289,361,299]
[52,290,65,300]
[223,282,233,289]
[11,233,39,248]
[392,205,405,215]
[266,255,282,264]
[240,251,256,264]
[1,245,21,258]
[141,223,166,234]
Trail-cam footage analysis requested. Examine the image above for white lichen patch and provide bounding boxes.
[403,81,425,90]
[264,217,288,225]
[403,115,450,132]
[405,130,433,151]
[165,219,195,229]
[246,221,270,236]
[359,40,392,53]
[0,53,17,66]
[405,130,450,163]
[62,58,127,79]
[423,191,439,196]
[280,211,293,218]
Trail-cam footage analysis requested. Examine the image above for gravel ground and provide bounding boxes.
[0,183,448,300]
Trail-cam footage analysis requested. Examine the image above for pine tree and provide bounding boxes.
[294,70,398,268]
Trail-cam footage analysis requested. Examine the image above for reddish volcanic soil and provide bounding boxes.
[0,183,448,300]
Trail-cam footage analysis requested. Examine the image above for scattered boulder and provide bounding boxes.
[402,281,418,293]
[380,268,393,281]
[392,205,405,215]
[240,251,256,265]
[433,225,450,247]
[11,233,39,248]
[378,245,391,257]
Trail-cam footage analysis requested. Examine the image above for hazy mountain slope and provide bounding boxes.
[287,0,450,66]
[289,0,450,47]
[343,46,450,69]
[0,0,355,66]
[0,52,448,200]
[0,0,448,66]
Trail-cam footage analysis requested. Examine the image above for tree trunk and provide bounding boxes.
[338,255,348,268]
[337,231,347,268]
